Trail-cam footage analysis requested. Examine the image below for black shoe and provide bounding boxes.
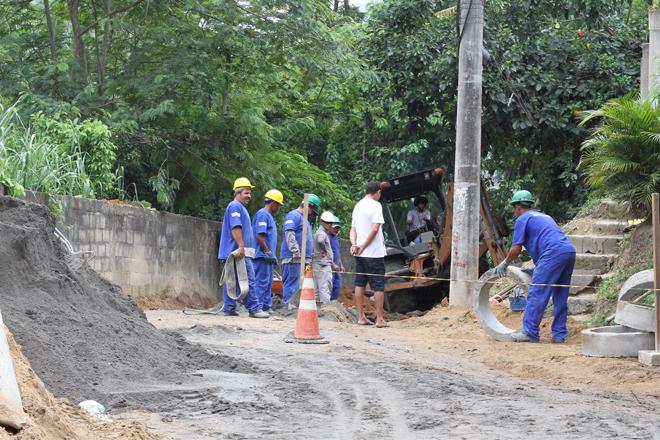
[223,310,239,317]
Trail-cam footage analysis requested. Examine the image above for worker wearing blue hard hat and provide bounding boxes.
[495,190,576,343]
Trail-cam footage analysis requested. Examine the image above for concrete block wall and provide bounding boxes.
[23,192,222,303]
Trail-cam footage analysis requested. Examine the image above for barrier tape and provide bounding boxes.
[301,266,660,293]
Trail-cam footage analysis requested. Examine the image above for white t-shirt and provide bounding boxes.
[351,197,386,258]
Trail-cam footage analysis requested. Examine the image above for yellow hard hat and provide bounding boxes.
[264,189,284,205]
[233,177,255,191]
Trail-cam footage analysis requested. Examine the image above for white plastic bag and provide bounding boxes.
[79,400,110,421]
[0,310,27,430]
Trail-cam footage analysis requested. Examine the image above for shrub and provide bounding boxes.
[578,94,660,217]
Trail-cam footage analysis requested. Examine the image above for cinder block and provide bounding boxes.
[638,350,660,366]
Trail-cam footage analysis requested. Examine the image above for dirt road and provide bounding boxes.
[136,310,660,440]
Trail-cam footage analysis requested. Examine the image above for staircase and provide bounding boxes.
[565,201,630,318]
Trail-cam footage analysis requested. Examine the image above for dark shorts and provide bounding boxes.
[355,257,386,292]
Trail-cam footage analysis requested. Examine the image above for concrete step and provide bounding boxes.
[568,292,597,315]
[590,199,632,220]
[574,253,615,273]
[569,313,593,324]
[567,234,623,255]
[569,270,601,295]
[591,220,628,236]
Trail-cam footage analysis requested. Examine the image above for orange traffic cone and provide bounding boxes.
[284,267,329,344]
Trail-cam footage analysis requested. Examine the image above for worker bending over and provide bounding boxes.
[252,189,283,314]
[279,194,321,306]
[328,217,344,302]
[217,178,269,318]
[313,211,340,304]
[495,190,576,343]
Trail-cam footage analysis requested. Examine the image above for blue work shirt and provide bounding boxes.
[328,232,341,266]
[279,209,313,259]
[512,210,576,262]
[217,200,255,260]
[252,208,277,259]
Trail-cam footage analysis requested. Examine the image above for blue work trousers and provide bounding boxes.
[253,258,274,311]
[331,272,342,301]
[223,257,260,313]
[282,262,301,305]
[522,251,576,341]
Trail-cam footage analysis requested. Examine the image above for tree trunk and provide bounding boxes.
[67,0,88,82]
[44,0,57,64]
[333,0,339,12]
[93,0,112,97]
[343,0,349,14]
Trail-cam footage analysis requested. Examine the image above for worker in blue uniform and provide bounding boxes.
[279,194,321,307]
[328,216,344,302]
[252,189,283,313]
[217,177,270,318]
[495,190,576,343]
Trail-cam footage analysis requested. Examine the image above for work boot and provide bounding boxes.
[552,337,566,344]
[223,310,239,317]
[510,329,538,343]
[249,311,270,319]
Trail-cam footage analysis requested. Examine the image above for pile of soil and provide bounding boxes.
[612,220,653,271]
[134,289,215,311]
[0,196,251,410]
[1,329,167,440]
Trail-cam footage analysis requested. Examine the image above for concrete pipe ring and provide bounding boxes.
[581,325,654,358]
[473,266,531,342]
[614,269,656,333]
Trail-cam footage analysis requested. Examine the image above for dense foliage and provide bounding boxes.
[579,94,660,216]
[0,0,649,223]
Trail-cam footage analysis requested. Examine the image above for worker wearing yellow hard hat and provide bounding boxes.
[233,177,255,191]
[218,178,269,318]
[252,189,284,313]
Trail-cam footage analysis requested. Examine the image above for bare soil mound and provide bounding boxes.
[0,196,251,411]
[0,329,168,440]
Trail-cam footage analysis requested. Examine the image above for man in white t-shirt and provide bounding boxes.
[350,181,387,327]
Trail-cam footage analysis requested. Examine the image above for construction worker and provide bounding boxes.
[217,178,269,318]
[495,190,576,343]
[313,211,339,304]
[252,189,284,313]
[279,194,321,306]
[351,181,387,327]
[328,216,344,302]
[406,195,431,243]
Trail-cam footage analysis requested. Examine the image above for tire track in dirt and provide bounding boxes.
[144,323,660,440]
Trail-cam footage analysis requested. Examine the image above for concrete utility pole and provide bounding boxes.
[641,43,650,99]
[449,0,484,307]
[649,10,660,93]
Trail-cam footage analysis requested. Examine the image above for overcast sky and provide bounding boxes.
[352,0,377,12]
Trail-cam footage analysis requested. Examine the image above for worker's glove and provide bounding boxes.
[494,261,509,278]
[264,251,277,264]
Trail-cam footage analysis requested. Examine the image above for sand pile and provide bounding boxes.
[0,328,168,440]
[0,196,251,410]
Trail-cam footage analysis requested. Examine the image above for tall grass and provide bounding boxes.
[0,102,95,198]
